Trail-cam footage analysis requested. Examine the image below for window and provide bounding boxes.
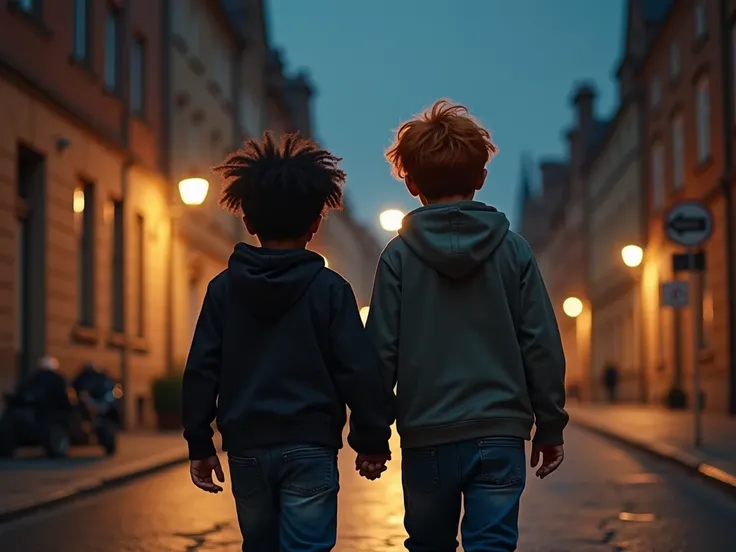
[732,26,736,122]
[650,76,661,108]
[695,76,711,162]
[75,181,95,327]
[651,142,665,210]
[669,43,680,79]
[694,3,707,40]
[700,266,713,350]
[131,37,146,116]
[104,7,121,91]
[111,199,124,333]
[672,115,684,190]
[73,0,90,63]
[135,214,145,337]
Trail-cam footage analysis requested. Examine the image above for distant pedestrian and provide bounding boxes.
[603,362,619,403]
[182,132,392,552]
[366,99,568,551]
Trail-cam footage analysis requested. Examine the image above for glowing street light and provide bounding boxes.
[73,187,85,213]
[178,177,210,206]
[621,244,643,268]
[359,306,370,326]
[563,297,584,318]
[379,209,405,232]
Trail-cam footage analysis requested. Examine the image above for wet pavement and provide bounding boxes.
[0,426,735,551]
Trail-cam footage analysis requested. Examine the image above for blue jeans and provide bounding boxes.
[402,436,526,552]
[228,444,339,552]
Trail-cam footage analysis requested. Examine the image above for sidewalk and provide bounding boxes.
[569,404,736,496]
[0,431,194,522]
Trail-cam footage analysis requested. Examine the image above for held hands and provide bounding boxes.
[530,443,564,479]
[355,453,391,480]
[190,456,225,493]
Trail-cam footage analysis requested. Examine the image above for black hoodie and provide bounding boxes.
[182,243,392,460]
[367,201,568,448]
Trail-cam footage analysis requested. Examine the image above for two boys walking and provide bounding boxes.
[182,99,568,551]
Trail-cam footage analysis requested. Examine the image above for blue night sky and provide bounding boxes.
[268,1,623,232]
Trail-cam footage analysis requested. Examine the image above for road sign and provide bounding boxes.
[661,280,689,309]
[672,251,705,273]
[664,201,713,247]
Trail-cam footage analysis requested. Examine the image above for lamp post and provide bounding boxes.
[166,177,210,373]
[621,244,646,403]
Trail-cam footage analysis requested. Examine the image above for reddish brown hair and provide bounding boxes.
[385,99,498,199]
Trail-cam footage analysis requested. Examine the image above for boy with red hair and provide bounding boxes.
[366,100,568,551]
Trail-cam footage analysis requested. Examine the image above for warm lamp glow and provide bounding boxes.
[563,297,584,318]
[359,306,370,326]
[321,255,329,268]
[73,187,85,213]
[621,244,644,268]
[178,177,209,206]
[379,209,405,232]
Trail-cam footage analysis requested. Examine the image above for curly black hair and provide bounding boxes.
[214,131,345,240]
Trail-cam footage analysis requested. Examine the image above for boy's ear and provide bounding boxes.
[405,177,421,198]
[475,169,488,191]
[243,216,256,236]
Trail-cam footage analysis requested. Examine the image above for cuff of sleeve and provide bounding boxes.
[532,422,566,446]
[187,438,217,460]
[347,434,391,456]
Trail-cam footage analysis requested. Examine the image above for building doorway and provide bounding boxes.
[15,144,45,380]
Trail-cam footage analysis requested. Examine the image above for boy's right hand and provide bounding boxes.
[190,456,225,493]
[530,443,564,479]
[355,453,390,480]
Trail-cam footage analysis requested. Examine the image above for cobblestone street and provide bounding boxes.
[1,425,736,551]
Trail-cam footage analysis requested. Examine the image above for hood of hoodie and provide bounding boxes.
[398,201,510,279]
[227,243,325,319]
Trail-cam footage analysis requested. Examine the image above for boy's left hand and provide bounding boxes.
[355,453,390,480]
[190,456,225,493]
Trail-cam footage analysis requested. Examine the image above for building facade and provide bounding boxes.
[0,0,171,427]
[639,0,732,411]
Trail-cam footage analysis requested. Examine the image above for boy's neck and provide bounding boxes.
[423,193,476,206]
[259,238,309,250]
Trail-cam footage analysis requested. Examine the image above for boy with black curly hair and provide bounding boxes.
[182,132,392,552]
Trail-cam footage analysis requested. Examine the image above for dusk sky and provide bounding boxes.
[269,1,623,233]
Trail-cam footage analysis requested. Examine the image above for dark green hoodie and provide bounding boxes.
[366,201,568,448]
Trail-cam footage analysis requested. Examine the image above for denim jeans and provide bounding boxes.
[228,444,339,552]
[402,436,526,552]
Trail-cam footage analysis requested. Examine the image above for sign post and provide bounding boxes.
[665,201,713,449]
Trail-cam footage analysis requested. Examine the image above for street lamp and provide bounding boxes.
[359,306,370,326]
[563,297,584,318]
[379,209,405,232]
[621,244,644,268]
[178,177,210,206]
[167,177,210,373]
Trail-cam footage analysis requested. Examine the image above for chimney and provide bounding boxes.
[572,82,597,135]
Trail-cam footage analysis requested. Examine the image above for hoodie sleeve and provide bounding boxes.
[365,255,400,422]
[330,282,392,455]
[182,278,224,460]
[518,252,569,446]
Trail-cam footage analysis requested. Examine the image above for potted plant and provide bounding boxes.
[152,372,183,431]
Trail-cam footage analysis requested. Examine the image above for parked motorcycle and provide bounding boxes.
[0,357,73,458]
[70,363,123,456]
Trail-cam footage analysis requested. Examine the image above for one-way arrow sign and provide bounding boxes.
[664,201,713,247]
